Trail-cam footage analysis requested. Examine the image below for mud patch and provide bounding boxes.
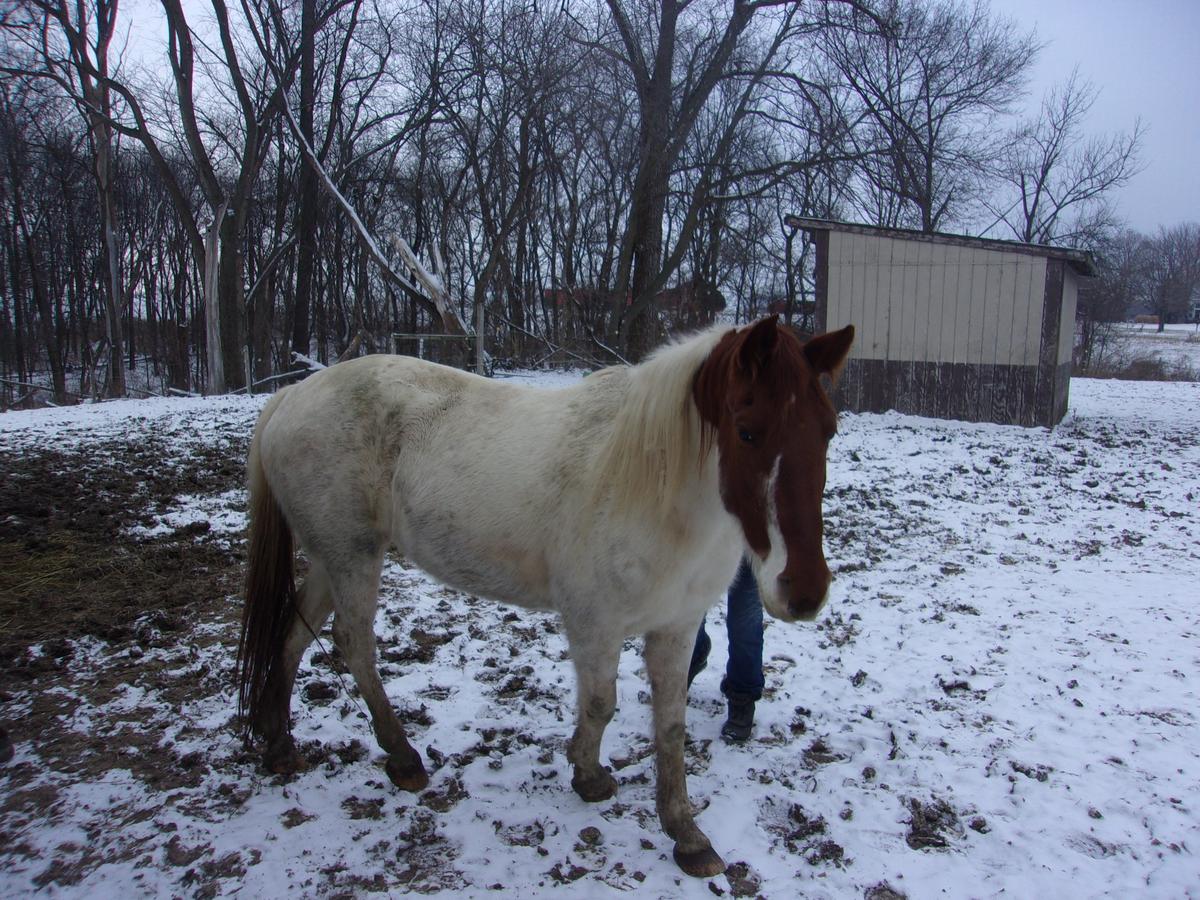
[760,798,846,866]
[905,797,961,850]
[0,418,252,890]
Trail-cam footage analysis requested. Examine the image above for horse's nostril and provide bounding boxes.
[777,575,792,587]
[786,589,829,621]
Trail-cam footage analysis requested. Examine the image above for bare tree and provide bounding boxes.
[4,0,284,392]
[825,0,1039,232]
[1076,228,1148,369]
[4,0,127,396]
[1146,223,1200,332]
[289,0,320,361]
[988,70,1143,246]
[2,0,1186,394]
[0,83,71,402]
[586,0,823,357]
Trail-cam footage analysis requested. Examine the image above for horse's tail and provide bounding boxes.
[236,391,297,736]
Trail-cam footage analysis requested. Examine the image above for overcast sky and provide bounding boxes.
[991,0,1200,234]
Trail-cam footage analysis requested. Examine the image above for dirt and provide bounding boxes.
[721,860,763,897]
[0,411,573,895]
[759,798,847,867]
[0,439,244,652]
[904,796,961,850]
[0,431,249,895]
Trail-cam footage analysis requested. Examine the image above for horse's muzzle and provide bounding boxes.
[777,572,831,622]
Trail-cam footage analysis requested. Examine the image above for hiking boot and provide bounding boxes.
[720,694,755,743]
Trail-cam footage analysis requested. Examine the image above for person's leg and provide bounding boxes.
[687,617,711,687]
[720,558,764,741]
[722,559,764,699]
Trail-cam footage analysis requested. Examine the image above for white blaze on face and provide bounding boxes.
[748,450,833,623]
[751,453,790,619]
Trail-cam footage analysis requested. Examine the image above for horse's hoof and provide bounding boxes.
[263,737,305,775]
[386,755,430,792]
[672,843,726,878]
[571,768,617,803]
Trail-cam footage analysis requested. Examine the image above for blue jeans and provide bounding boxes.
[690,558,764,701]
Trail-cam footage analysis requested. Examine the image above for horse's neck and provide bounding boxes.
[592,328,727,517]
[664,445,732,538]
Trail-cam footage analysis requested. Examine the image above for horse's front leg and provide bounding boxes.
[564,625,621,802]
[644,623,726,878]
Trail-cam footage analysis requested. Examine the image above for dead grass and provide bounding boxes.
[0,443,245,655]
[1079,356,1199,382]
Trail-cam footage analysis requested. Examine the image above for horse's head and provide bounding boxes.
[694,317,854,622]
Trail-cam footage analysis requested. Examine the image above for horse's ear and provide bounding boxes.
[738,315,779,373]
[803,325,855,384]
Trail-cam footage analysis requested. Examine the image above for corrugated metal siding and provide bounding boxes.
[826,233,1047,367]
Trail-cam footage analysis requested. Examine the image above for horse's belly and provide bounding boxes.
[393,502,557,612]
[412,548,556,611]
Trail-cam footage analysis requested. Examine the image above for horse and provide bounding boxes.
[236,315,854,878]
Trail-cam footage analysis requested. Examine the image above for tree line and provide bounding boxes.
[0,0,1160,406]
[1076,224,1200,372]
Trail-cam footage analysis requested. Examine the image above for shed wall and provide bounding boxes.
[820,230,1068,427]
[1052,269,1080,422]
[826,231,1047,365]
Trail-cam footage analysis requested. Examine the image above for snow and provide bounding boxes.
[1,372,1198,897]
[1109,323,1200,372]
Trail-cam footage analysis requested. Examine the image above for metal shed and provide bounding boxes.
[787,217,1096,428]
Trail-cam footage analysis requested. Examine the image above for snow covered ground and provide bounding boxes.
[1,371,1198,898]
[1109,322,1200,373]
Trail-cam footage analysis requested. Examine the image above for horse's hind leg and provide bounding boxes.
[644,622,725,878]
[328,556,429,792]
[564,626,621,802]
[258,564,334,774]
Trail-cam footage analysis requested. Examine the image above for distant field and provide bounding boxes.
[1108,322,1200,373]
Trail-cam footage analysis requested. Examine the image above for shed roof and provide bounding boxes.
[785,216,1097,277]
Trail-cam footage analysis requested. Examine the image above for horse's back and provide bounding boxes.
[383,363,634,607]
[255,352,739,630]
[254,355,629,605]
[254,356,485,562]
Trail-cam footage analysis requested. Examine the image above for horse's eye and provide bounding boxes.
[738,428,754,444]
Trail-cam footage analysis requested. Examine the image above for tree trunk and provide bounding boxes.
[610,84,672,357]
[169,247,190,392]
[203,214,224,394]
[20,216,67,403]
[291,0,319,363]
[474,293,486,375]
[218,212,247,391]
[98,188,125,398]
[8,224,28,392]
